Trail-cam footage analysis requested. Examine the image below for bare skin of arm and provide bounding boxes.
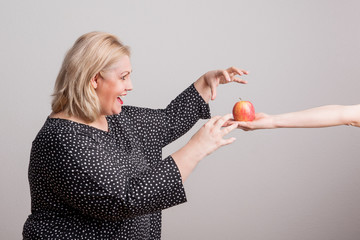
[234,104,360,130]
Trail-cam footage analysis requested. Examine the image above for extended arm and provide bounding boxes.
[163,66,248,143]
[236,104,360,130]
[171,114,237,182]
[272,104,360,128]
[124,66,248,147]
[48,133,187,222]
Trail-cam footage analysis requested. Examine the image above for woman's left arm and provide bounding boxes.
[122,67,248,147]
[160,66,248,146]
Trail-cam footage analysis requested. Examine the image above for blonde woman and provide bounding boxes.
[22,31,248,239]
[235,104,360,130]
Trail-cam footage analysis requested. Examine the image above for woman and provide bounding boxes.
[235,104,360,130]
[22,31,249,239]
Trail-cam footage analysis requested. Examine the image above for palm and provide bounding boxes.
[236,113,274,130]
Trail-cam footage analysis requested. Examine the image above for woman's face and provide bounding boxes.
[94,54,133,116]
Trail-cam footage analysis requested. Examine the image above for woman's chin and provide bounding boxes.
[104,107,122,116]
[114,107,122,115]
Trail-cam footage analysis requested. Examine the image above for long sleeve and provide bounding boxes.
[120,83,211,148]
[44,129,186,222]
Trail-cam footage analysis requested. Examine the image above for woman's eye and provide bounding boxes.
[120,73,130,80]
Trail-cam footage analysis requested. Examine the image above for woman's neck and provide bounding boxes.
[50,112,109,132]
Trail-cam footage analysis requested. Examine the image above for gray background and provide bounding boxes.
[1,0,359,239]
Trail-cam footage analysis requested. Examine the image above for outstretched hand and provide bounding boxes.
[189,114,238,156]
[171,114,238,182]
[204,66,249,100]
[224,113,275,131]
[194,66,249,102]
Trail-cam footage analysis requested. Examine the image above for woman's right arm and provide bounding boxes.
[172,114,238,182]
[235,104,360,130]
[47,132,187,222]
[47,115,237,221]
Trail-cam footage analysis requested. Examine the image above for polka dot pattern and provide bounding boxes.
[23,84,210,239]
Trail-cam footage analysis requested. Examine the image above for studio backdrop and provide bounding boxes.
[1,0,359,239]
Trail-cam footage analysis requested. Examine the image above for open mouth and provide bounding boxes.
[117,96,123,105]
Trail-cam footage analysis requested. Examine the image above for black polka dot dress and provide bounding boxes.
[23,84,210,240]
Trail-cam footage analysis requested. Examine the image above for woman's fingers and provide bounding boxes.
[211,84,217,100]
[226,67,249,76]
[221,122,238,137]
[206,115,222,126]
[222,119,235,127]
[214,115,238,146]
[227,66,249,76]
[221,136,236,146]
[204,67,248,101]
[232,77,248,84]
[214,114,233,128]
[218,67,249,84]
[221,70,231,82]
[208,114,238,134]
[194,114,238,157]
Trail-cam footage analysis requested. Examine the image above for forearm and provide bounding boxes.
[171,140,206,182]
[273,105,360,128]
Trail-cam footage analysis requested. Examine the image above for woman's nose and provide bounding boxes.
[126,78,133,91]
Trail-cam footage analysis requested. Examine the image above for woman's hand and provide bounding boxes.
[189,114,238,157]
[194,67,249,103]
[171,114,238,182]
[225,113,276,131]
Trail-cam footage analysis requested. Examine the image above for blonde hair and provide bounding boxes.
[51,31,130,122]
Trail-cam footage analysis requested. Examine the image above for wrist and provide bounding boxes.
[172,139,207,180]
[273,114,299,128]
[171,140,204,182]
[194,76,211,103]
[272,115,284,128]
[186,138,208,161]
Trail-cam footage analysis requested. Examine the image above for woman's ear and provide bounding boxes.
[91,73,99,89]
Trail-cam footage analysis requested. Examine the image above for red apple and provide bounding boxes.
[232,99,255,121]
